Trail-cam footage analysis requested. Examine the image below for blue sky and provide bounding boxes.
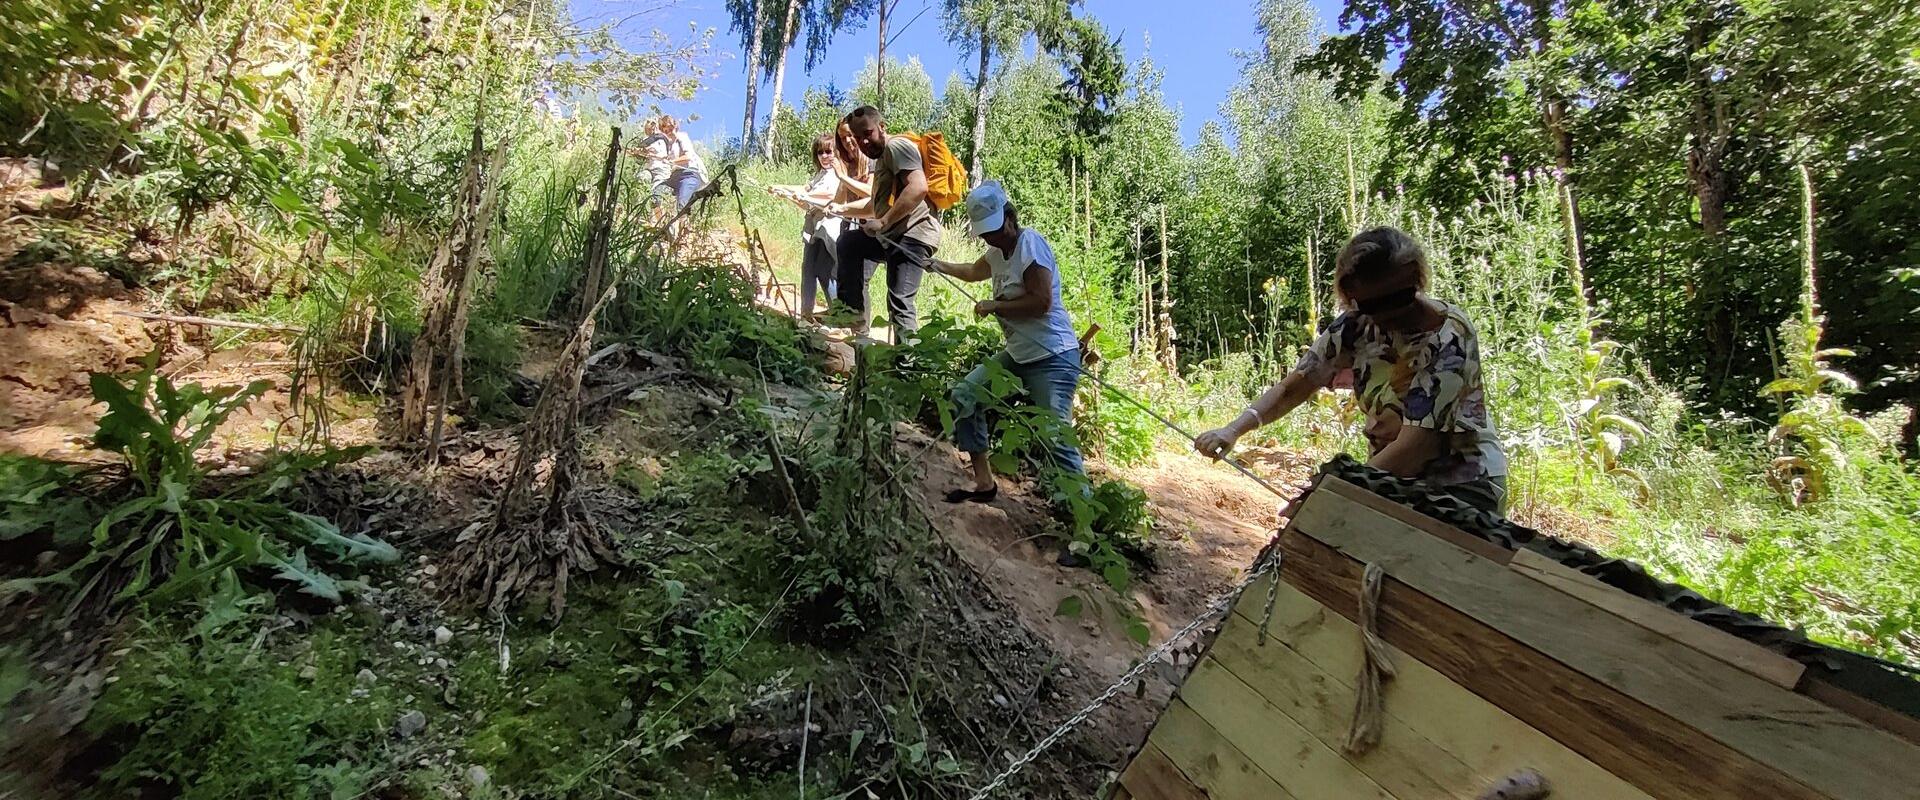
[571,0,1349,147]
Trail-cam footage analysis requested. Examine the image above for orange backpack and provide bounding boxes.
[894,130,968,211]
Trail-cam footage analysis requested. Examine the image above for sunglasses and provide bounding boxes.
[1355,287,1419,315]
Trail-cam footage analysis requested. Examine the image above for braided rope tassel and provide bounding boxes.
[1344,562,1397,755]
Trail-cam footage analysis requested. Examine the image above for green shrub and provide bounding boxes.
[86,625,402,800]
[1,361,395,616]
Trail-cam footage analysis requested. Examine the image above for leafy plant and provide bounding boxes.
[1763,314,1869,504]
[2,360,395,615]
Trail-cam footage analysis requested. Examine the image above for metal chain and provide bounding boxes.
[964,546,1283,800]
[725,178,1305,795]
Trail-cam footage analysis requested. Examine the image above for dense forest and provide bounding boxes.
[1,0,1917,795]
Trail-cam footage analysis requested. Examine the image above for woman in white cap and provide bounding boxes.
[928,181,1085,503]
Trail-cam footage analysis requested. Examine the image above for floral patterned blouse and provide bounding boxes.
[1289,302,1508,485]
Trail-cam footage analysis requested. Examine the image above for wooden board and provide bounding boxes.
[1288,491,1920,800]
[1175,655,1397,799]
[1118,744,1210,800]
[1278,518,1821,799]
[1198,614,1474,797]
[1318,477,1514,564]
[1801,677,1920,747]
[1507,548,1807,689]
[1145,701,1301,800]
[1218,581,1654,800]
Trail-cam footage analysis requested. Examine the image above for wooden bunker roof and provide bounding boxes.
[1114,455,1920,800]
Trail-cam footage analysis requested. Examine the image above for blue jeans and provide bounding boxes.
[667,168,705,208]
[953,349,1084,474]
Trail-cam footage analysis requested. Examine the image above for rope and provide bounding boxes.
[1343,561,1395,756]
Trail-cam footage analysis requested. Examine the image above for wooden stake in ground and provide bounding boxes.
[454,127,626,620]
[404,126,508,460]
[1156,204,1177,371]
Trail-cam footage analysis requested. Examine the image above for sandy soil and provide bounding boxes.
[0,259,379,461]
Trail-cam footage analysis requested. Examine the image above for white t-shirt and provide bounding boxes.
[802,168,841,242]
[667,131,706,179]
[640,135,670,185]
[985,229,1079,364]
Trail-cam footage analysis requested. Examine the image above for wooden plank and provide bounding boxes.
[1279,520,1821,799]
[1508,548,1807,690]
[1199,615,1473,798]
[1118,743,1210,800]
[1108,785,1133,800]
[1318,477,1513,565]
[1802,677,1920,747]
[1289,491,1920,800]
[1228,577,1656,800]
[1177,655,1399,799]
[1147,701,1301,800]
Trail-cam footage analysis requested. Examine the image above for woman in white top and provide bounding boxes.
[657,115,707,209]
[929,182,1085,503]
[766,134,843,321]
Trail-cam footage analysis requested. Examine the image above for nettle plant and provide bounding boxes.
[1,359,395,619]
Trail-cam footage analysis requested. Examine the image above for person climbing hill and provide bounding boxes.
[930,181,1085,504]
[765,133,844,323]
[827,105,942,341]
[1192,226,1510,513]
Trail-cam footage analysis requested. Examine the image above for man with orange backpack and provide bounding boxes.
[826,105,965,341]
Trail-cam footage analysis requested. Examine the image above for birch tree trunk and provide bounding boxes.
[969,29,992,182]
[741,0,765,154]
[875,0,889,108]
[761,0,801,160]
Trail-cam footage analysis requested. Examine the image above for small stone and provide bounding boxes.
[395,710,427,739]
[992,694,1010,708]
[356,668,377,685]
[433,626,453,646]
[1057,666,1073,679]
[434,658,450,669]
[299,665,319,680]
[466,765,490,788]
[423,564,439,577]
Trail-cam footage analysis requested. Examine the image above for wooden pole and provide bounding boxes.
[1158,205,1177,371]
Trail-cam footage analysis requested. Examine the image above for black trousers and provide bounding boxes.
[835,227,932,334]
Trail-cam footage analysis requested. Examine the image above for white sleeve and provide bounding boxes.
[1019,232,1057,275]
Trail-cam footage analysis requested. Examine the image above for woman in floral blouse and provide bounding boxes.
[1193,226,1510,512]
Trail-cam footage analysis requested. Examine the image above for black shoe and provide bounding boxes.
[1055,549,1091,568]
[943,486,998,504]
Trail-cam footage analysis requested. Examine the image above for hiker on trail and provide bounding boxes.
[933,182,1085,504]
[631,119,674,221]
[826,105,941,339]
[765,133,843,322]
[1192,226,1510,513]
[657,114,707,210]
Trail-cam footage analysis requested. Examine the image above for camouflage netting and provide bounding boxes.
[1314,455,1920,719]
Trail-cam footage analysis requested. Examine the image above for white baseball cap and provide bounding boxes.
[966,180,1009,237]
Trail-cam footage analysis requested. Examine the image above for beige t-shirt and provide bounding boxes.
[871,136,943,248]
